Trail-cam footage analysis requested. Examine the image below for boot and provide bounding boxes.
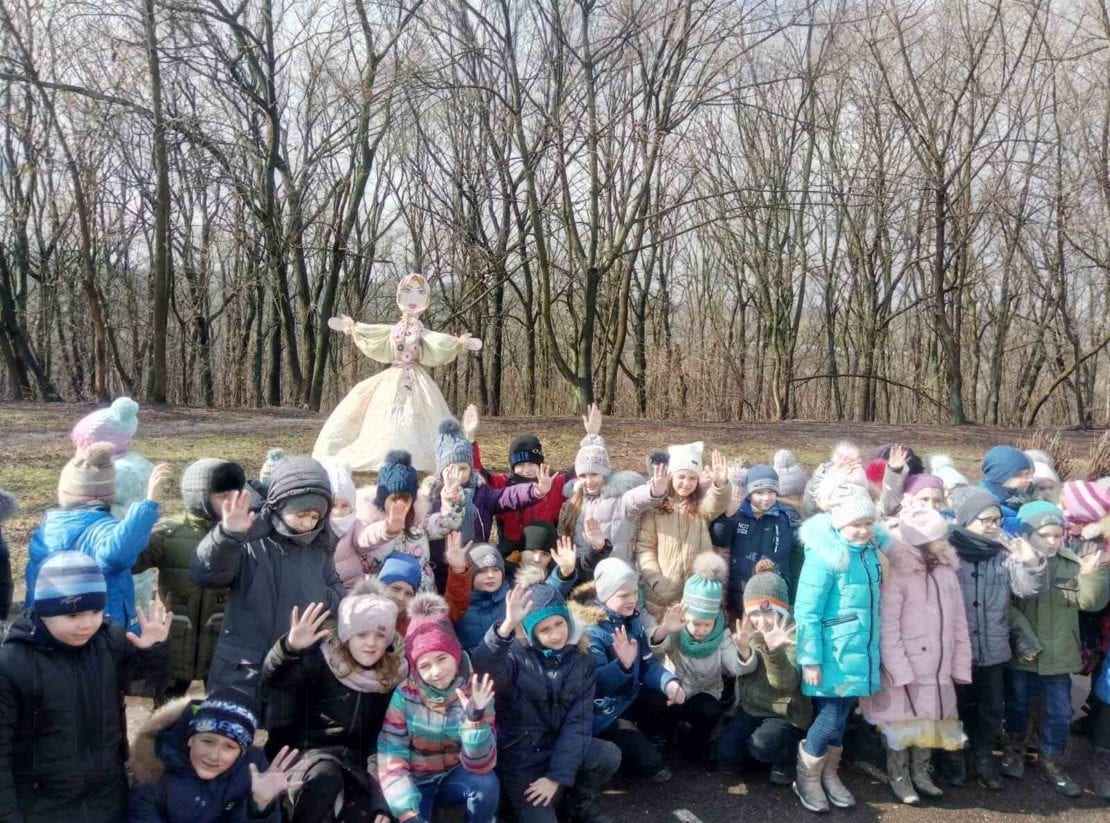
[885,746,920,805]
[568,786,614,823]
[1040,753,1081,798]
[940,749,966,787]
[999,733,1026,780]
[792,741,830,813]
[769,762,793,786]
[970,748,1002,790]
[821,745,856,809]
[909,748,944,798]
[1091,748,1110,802]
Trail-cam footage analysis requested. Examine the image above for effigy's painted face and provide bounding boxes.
[396,276,430,316]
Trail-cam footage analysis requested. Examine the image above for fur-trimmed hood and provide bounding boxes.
[567,581,618,630]
[799,511,892,571]
[564,470,646,501]
[128,696,197,785]
[885,533,959,579]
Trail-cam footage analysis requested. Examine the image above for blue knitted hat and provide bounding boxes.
[982,446,1033,485]
[435,418,473,474]
[379,552,423,591]
[1017,501,1065,535]
[745,465,780,496]
[376,450,419,509]
[188,697,257,749]
[34,551,107,617]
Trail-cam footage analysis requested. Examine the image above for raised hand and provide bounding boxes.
[583,516,607,551]
[803,664,822,687]
[126,597,172,648]
[1013,536,1042,567]
[146,463,174,501]
[503,586,534,630]
[287,602,331,652]
[1080,547,1110,575]
[383,503,408,536]
[462,404,480,440]
[444,532,471,574]
[583,402,602,436]
[726,484,744,518]
[250,745,302,809]
[457,673,495,718]
[221,489,256,535]
[760,613,797,651]
[733,616,754,658]
[661,602,686,635]
[443,464,465,500]
[888,444,909,472]
[535,464,554,496]
[649,463,672,498]
[552,536,578,578]
[612,626,639,670]
[710,450,728,487]
[664,680,687,706]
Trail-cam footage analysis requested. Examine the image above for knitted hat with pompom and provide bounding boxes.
[376,450,419,508]
[682,552,728,620]
[743,558,790,618]
[435,418,473,475]
[58,442,117,508]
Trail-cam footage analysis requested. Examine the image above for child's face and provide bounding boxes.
[332,498,353,518]
[533,615,569,651]
[348,626,390,668]
[1029,524,1063,555]
[384,494,412,521]
[386,581,416,610]
[605,583,639,617]
[41,609,103,647]
[473,567,504,593]
[280,509,321,533]
[686,615,716,641]
[188,732,241,780]
[416,651,458,690]
[1003,469,1033,491]
[913,488,945,511]
[209,490,237,518]
[449,463,472,486]
[521,550,552,572]
[672,470,700,499]
[1032,480,1058,503]
[749,490,778,513]
[839,518,875,546]
[579,473,604,495]
[966,506,1002,538]
[514,462,540,480]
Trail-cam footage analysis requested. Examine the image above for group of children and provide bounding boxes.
[2,397,1110,823]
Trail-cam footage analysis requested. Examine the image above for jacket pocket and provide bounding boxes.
[1052,577,1080,609]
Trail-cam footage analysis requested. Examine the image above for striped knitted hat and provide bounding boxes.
[1061,481,1110,525]
[188,697,257,750]
[34,551,107,617]
[682,552,727,620]
[743,558,790,618]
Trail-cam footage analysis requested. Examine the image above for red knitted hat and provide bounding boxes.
[404,593,462,672]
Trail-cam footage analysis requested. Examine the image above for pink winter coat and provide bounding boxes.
[861,537,972,725]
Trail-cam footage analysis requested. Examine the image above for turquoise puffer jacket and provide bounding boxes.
[795,514,890,698]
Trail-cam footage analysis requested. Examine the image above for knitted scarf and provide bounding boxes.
[949,527,1005,563]
[321,641,398,694]
[674,612,727,659]
[459,481,478,542]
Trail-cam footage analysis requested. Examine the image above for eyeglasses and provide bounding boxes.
[976,516,1002,527]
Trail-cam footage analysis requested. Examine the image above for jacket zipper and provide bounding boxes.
[930,570,945,717]
[864,547,876,694]
[974,560,985,664]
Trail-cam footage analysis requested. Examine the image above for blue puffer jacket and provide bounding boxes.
[978,480,1024,536]
[795,514,890,698]
[26,501,160,632]
[471,622,597,784]
[456,583,509,651]
[568,582,677,733]
[127,697,277,823]
[711,501,801,613]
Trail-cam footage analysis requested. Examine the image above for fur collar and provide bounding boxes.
[128,696,195,786]
[799,512,891,572]
[564,470,647,501]
[568,581,613,629]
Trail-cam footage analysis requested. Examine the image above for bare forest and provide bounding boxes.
[1,0,1108,427]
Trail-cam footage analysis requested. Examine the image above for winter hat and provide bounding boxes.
[1031,461,1060,487]
[1061,481,1110,525]
[950,487,1001,528]
[929,455,969,491]
[743,558,790,618]
[33,551,107,617]
[816,474,871,514]
[58,442,117,507]
[575,434,612,478]
[903,473,944,497]
[258,448,288,486]
[981,446,1034,485]
[266,457,332,516]
[829,487,879,529]
[376,450,419,509]
[323,460,357,506]
[744,465,780,496]
[0,490,18,523]
[1024,449,1054,469]
[468,542,505,577]
[378,553,423,591]
[682,552,728,620]
[1018,501,1065,535]
[772,450,808,499]
[509,434,545,469]
[435,418,473,474]
[865,459,887,488]
[181,458,246,520]
[873,444,925,476]
[337,578,399,644]
[898,503,949,547]
[593,557,639,604]
[523,522,557,552]
[729,459,749,490]
[521,583,572,645]
[668,441,704,475]
[70,397,140,456]
[187,697,257,750]
[405,593,463,672]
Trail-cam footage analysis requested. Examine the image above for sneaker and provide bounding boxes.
[1041,755,1081,798]
[769,764,792,786]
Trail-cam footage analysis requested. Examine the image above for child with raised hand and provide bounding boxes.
[70,397,154,518]
[377,594,498,823]
[190,457,345,713]
[261,580,405,823]
[0,551,171,823]
[334,450,437,593]
[861,503,972,806]
[1000,501,1110,797]
[26,442,173,634]
[472,584,621,823]
[945,486,1047,789]
[718,560,812,787]
[711,464,802,614]
[792,488,890,813]
[979,445,1035,533]
[648,553,743,764]
[569,557,684,785]
[127,696,300,823]
[558,407,669,563]
[802,442,868,516]
[636,444,731,615]
[449,542,510,652]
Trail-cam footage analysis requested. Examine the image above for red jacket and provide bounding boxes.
[473,442,571,547]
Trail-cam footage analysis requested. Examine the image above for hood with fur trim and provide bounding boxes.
[128,696,197,785]
[885,533,959,579]
[564,470,646,501]
[799,512,891,571]
[567,581,615,630]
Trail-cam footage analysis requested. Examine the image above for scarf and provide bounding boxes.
[949,527,1005,563]
[674,612,727,659]
[459,482,478,542]
[321,641,399,693]
[269,512,325,546]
